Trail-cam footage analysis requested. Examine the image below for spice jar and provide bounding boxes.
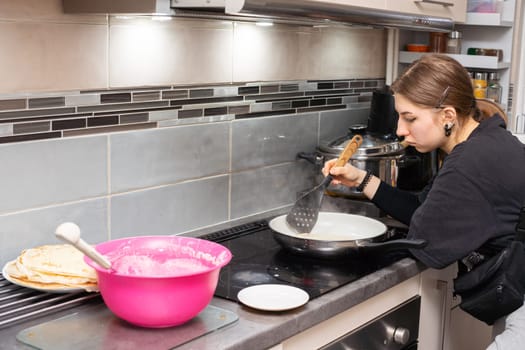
[468,71,475,88]
[429,32,447,53]
[447,31,462,54]
[486,72,502,103]
[473,72,488,99]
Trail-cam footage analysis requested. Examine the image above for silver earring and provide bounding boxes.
[444,123,454,137]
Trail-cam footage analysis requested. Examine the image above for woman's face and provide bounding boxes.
[394,93,446,153]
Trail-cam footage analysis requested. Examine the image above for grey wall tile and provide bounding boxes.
[189,89,214,98]
[120,112,149,124]
[28,97,65,109]
[213,86,238,97]
[0,123,12,136]
[148,109,179,121]
[0,199,108,267]
[110,176,229,238]
[158,114,234,127]
[232,112,318,171]
[231,161,316,219]
[101,92,131,103]
[110,123,230,193]
[13,121,50,134]
[0,107,76,120]
[0,98,26,111]
[77,101,168,113]
[65,93,100,106]
[0,136,108,213]
[63,122,155,137]
[132,91,160,102]
[179,109,203,118]
[319,107,369,144]
[250,102,272,113]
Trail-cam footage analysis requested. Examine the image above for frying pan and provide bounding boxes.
[269,212,427,259]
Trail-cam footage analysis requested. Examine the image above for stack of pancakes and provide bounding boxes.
[4,244,98,292]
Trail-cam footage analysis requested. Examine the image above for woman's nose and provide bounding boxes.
[396,121,409,137]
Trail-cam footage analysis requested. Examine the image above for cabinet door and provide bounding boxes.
[387,0,467,22]
[446,306,493,350]
[312,0,386,10]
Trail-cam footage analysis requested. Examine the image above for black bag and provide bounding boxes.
[453,205,525,325]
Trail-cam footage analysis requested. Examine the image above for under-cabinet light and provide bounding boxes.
[255,21,274,27]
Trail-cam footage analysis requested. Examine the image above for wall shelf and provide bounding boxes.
[399,51,511,70]
[463,12,513,27]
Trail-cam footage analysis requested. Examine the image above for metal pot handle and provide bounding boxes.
[297,152,324,166]
[358,238,427,250]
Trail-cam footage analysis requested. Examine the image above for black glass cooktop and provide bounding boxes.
[201,219,410,302]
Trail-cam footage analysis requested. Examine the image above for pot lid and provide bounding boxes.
[318,124,404,157]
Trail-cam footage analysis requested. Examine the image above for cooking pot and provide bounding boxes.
[84,236,232,328]
[269,212,426,259]
[299,125,435,199]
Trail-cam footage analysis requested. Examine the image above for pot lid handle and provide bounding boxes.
[349,124,367,135]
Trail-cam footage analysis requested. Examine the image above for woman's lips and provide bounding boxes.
[400,140,416,148]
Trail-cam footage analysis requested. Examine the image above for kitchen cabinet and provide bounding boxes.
[446,306,494,350]
[387,0,467,23]
[314,0,385,9]
[317,0,466,22]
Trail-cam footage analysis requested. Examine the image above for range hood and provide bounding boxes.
[63,0,455,32]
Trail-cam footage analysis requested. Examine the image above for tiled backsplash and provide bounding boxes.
[0,79,382,144]
[0,79,380,266]
[0,3,388,265]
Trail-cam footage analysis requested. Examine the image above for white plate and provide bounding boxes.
[2,260,90,294]
[237,284,309,311]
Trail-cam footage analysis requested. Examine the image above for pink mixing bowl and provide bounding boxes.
[84,235,232,328]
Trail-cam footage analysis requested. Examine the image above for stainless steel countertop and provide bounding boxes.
[1,257,424,350]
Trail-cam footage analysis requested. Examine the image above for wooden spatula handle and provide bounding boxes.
[333,135,363,167]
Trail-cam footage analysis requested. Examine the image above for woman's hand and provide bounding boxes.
[322,159,380,199]
[322,158,367,187]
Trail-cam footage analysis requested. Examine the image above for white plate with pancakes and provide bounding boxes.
[2,244,98,293]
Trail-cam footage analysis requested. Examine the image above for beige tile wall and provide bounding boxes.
[233,23,386,81]
[0,0,386,94]
[109,17,234,87]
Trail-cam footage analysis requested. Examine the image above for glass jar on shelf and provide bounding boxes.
[473,72,488,99]
[486,72,502,104]
[429,32,447,53]
[447,31,462,54]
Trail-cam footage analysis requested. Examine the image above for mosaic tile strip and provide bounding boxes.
[0,99,26,111]
[0,78,384,144]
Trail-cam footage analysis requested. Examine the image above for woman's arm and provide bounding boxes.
[371,181,422,225]
[323,159,422,224]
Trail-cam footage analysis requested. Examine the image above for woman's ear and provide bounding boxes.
[441,106,457,124]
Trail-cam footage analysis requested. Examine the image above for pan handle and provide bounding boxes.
[358,238,427,250]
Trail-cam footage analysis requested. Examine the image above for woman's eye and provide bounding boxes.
[404,117,416,123]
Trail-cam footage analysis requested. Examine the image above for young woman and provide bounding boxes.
[322,54,525,349]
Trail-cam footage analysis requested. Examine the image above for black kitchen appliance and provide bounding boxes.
[321,296,420,350]
[201,217,411,301]
[367,85,399,137]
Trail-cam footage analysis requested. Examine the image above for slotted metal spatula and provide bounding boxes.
[286,134,363,233]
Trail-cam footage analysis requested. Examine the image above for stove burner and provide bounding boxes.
[204,219,409,302]
[219,263,275,288]
[267,250,363,289]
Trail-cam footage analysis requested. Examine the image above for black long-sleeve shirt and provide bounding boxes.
[371,115,525,269]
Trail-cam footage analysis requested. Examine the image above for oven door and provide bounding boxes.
[320,296,420,350]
